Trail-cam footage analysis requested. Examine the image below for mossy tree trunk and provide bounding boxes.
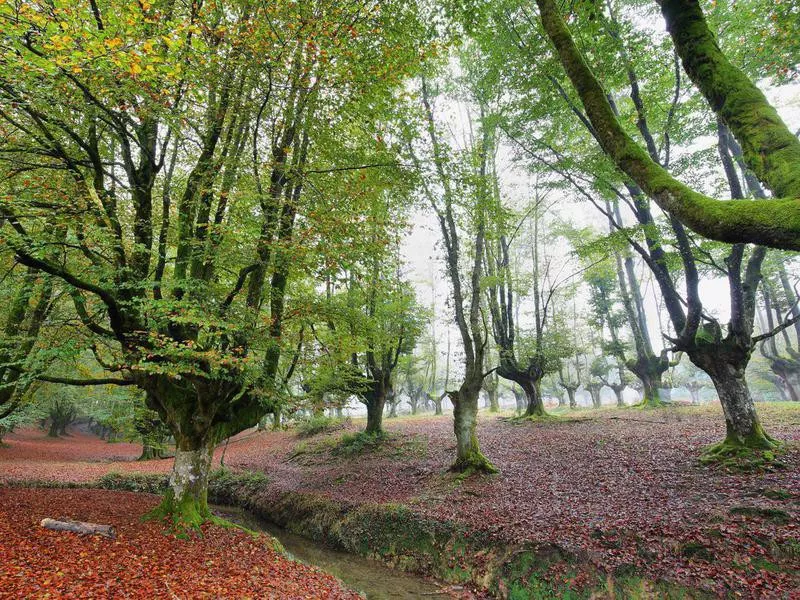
[690,348,777,450]
[449,377,497,474]
[141,374,264,527]
[158,438,215,526]
[521,379,545,417]
[364,388,387,435]
[638,376,665,408]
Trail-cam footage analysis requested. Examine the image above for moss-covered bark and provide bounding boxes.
[449,385,497,475]
[660,0,800,201]
[521,379,547,417]
[636,379,666,409]
[150,443,214,528]
[535,0,800,251]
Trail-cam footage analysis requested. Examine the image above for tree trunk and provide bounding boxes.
[272,409,281,429]
[688,387,701,405]
[512,387,526,414]
[706,367,774,448]
[154,439,214,527]
[138,444,165,461]
[786,378,800,402]
[567,387,576,409]
[489,388,499,412]
[449,381,496,474]
[613,386,625,407]
[365,391,386,435]
[41,518,115,539]
[638,376,665,408]
[522,379,546,417]
[589,387,602,409]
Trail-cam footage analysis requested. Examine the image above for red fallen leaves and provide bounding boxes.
[0,488,361,599]
[2,405,799,597]
[0,428,171,483]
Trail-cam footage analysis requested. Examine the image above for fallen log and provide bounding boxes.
[40,518,116,539]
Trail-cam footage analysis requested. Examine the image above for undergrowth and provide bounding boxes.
[296,415,349,437]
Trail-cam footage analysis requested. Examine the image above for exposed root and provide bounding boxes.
[700,434,785,472]
[450,452,499,478]
[144,490,212,535]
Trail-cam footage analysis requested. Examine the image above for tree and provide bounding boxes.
[485,192,573,418]
[409,70,496,473]
[482,0,794,453]
[0,0,425,524]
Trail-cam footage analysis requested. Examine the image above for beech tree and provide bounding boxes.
[0,0,424,523]
[409,71,496,473]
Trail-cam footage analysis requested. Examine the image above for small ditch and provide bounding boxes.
[212,505,453,599]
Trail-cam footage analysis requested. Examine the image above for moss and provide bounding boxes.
[145,487,211,533]
[680,541,714,561]
[760,488,793,501]
[775,539,800,560]
[700,429,785,471]
[728,506,791,524]
[450,450,499,477]
[296,415,348,437]
[751,557,782,573]
[634,397,667,409]
[511,412,561,424]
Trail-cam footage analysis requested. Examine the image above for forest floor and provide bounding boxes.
[0,487,361,599]
[1,403,799,598]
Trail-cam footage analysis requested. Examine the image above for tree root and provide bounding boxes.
[700,434,785,471]
[450,452,499,478]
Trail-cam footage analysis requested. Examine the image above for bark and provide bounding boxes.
[566,387,577,409]
[521,379,546,417]
[611,385,625,407]
[364,390,386,435]
[428,392,444,416]
[587,384,603,409]
[638,374,666,408]
[512,387,526,414]
[687,385,702,405]
[138,444,165,461]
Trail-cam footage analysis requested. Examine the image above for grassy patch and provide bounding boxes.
[728,505,791,524]
[680,541,714,561]
[332,431,387,457]
[290,430,427,462]
[295,415,349,437]
[760,487,794,501]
